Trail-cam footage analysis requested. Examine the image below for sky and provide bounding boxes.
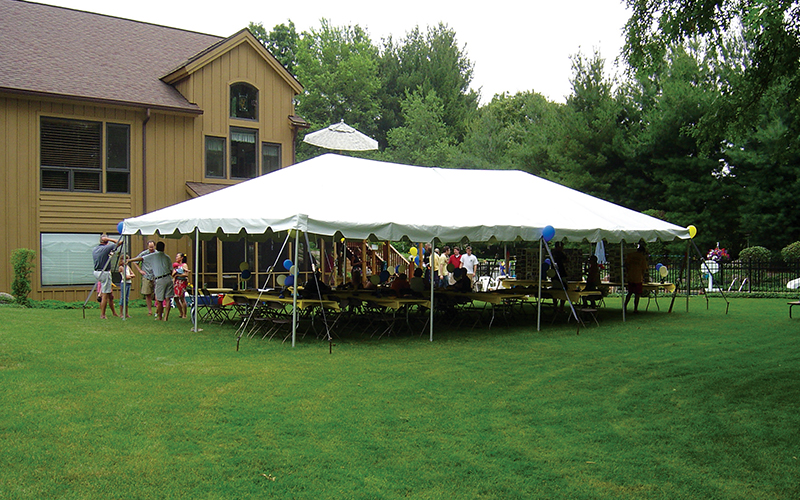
[44,0,632,105]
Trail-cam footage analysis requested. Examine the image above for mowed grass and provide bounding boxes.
[1,297,799,499]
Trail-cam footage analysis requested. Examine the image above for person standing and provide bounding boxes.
[133,240,156,315]
[128,241,174,321]
[92,233,120,319]
[432,247,442,288]
[460,245,479,285]
[624,242,649,314]
[438,246,450,288]
[118,255,134,318]
[172,252,190,319]
[448,246,461,285]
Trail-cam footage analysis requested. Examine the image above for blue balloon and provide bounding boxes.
[415,256,420,265]
[395,265,399,273]
[542,225,556,242]
[117,221,124,234]
[380,270,390,283]
[283,259,293,271]
[241,269,251,280]
[544,258,551,265]
[285,275,294,287]
[656,263,663,270]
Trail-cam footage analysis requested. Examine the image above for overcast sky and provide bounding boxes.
[44,0,632,105]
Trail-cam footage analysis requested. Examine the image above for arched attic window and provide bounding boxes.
[230,82,258,120]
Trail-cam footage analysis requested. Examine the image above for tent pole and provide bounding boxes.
[121,237,127,321]
[621,241,626,322]
[537,238,543,331]
[292,228,300,347]
[429,237,435,342]
[192,228,200,332]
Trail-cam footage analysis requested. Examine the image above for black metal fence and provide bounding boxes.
[642,256,800,293]
[483,255,800,293]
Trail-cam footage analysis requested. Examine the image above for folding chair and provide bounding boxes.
[199,288,227,324]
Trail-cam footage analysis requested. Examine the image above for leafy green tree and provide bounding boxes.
[248,21,299,75]
[293,19,381,160]
[725,79,800,251]
[384,89,455,166]
[550,50,637,205]
[377,24,478,146]
[623,0,800,142]
[453,91,562,173]
[628,43,744,252]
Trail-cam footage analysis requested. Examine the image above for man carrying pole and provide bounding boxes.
[92,233,121,319]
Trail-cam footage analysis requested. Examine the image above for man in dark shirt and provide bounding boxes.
[92,233,120,319]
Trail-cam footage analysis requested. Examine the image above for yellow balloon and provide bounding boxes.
[239,261,250,271]
[340,237,345,243]
[277,275,286,286]
[688,225,697,238]
[409,247,418,256]
[659,266,669,278]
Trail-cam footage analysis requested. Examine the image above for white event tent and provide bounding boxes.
[122,154,691,342]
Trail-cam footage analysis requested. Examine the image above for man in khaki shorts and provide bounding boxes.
[128,241,174,321]
[133,240,155,315]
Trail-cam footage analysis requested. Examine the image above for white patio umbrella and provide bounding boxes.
[303,120,378,151]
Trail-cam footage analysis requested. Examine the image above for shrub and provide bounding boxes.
[11,248,36,307]
[780,241,800,262]
[738,246,771,262]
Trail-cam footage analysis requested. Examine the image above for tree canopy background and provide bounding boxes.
[248,3,800,257]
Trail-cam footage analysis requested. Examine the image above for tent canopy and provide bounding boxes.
[122,154,690,244]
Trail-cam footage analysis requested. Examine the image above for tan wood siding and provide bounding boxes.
[39,193,132,232]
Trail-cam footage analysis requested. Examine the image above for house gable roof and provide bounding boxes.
[0,1,299,113]
[163,29,304,95]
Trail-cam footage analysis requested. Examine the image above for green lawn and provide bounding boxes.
[1,297,798,499]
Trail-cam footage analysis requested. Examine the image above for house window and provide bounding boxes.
[230,127,257,179]
[40,233,110,286]
[106,123,130,193]
[262,143,281,175]
[205,136,226,178]
[230,83,258,120]
[40,117,130,193]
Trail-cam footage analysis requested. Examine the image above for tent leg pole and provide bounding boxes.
[193,229,200,333]
[621,241,626,322]
[292,228,300,348]
[537,238,542,332]
[430,238,434,342]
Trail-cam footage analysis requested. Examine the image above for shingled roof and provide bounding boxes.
[0,0,225,113]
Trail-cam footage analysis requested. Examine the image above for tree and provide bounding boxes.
[377,24,479,146]
[293,19,382,160]
[627,42,745,252]
[384,89,454,167]
[453,91,562,173]
[248,21,299,75]
[550,50,635,204]
[623,0,800,141]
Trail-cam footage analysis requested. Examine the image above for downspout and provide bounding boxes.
[141,108,151,224]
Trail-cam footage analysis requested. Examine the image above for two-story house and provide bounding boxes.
[0,0,308,301]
